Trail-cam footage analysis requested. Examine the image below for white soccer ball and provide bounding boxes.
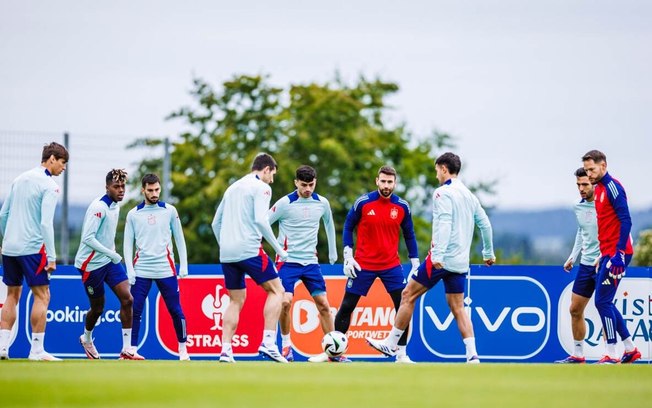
[322,331,348,358]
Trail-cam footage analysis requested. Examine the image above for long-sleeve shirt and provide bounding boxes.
[74,194,121,272]
[0,166,60,262]
[431,178,494,273]
[343,191,418,271]
[566,199,600,266]
[268,191,337,265]
[123,201,188,279]
[594,172,633,257]
[212,173,284,263]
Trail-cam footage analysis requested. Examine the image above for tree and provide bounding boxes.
[633,229,652,266]
[129,74,474,263]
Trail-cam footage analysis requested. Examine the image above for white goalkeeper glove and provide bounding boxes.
[409,258,420,276]
[343,246,361,279]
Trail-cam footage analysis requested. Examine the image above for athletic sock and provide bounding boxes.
[573,340,584,358]
[606,343,616,358]
[221,342,233,355]
[281,333,291,348]
[83,329,93,343]
[31,332,45,354]
[0,329,10,350]
[122,329,132,350]
[179,342,187,354]
[463,337,478,359]
[263,330,276,348]
[622,337,636,352]
[396,345,407,357]
[386,327,404,349]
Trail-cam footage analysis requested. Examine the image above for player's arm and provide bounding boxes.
[399,202,419,260]
[0,184,13,237]
[123,212,136,284]
[80,203,121,263]
[609,184,633,253]
[254,185,286,257]
[342,200,362,250]
[431,192,453,268]
[321,198,338,264]
[565,227,582,271]
[40,186,59,267]
[267,197,286,226]
[170,206,189,278]
[473,202,495,266]
[211,200,225,246]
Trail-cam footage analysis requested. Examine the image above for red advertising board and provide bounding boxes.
[156,276,267,357]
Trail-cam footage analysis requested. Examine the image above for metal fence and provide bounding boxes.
[0,130,168,264]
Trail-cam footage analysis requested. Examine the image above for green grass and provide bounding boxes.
[1,361,650,408]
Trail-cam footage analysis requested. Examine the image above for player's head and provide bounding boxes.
[41,142,69,176]
[574,167,594,201]
[141,173,161,205]
[435,152,461,184]
[105,169,128,202]
[252,152,278,185]
[582,150,607,184]
[376,165,397,198]
[295,165,317,198]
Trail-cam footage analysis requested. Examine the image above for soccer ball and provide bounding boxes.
[322,331,348,358]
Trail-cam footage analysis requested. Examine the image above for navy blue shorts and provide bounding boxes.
[222,252,279,290]
[2,252,49,287]
[277,262,326,296]
[410,258,466,294]
[572,263,596,298]
[345,265,407,296]
[78,262,128,299]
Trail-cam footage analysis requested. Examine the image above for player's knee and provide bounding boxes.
[281,299,292,311]
[121,294,133,309]
[569,303,584,318]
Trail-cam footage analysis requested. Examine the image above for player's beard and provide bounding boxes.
[146,196,159,205]
[379,188,393,197]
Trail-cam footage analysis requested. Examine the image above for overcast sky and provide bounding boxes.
[1,0,650,209]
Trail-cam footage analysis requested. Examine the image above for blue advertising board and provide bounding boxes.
[1,264,650,362]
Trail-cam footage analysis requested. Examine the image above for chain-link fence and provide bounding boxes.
[1,130,167,263]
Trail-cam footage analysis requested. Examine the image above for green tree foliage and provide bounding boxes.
[130,74,470,263]
[633,229,652,266]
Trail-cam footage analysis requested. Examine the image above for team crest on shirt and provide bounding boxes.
[390,207,399,219]
[148,214,157,225]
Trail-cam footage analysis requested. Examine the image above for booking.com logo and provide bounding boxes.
[419,275,550,360]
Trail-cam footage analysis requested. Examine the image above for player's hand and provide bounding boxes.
[409,258,420,275]
[329,254,338,265]
[277,249,288,262]
[128,273,136,285]
[484,258,496,267]
[45,261,56,273]
[110,252,122,264]
[430,252,444,270]
[178,266,188,279]
[343,257,361,279]
[608,250,626,279]
[343,246,360,278]
[563,259,573,272]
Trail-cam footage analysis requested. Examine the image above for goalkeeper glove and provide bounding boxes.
[608,250,626,279]
[343,246,361,279]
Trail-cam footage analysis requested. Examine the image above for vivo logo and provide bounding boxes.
[426,306,546,333]
[419,275,550,360]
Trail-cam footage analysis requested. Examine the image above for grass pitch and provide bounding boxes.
[1,360,650,408]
